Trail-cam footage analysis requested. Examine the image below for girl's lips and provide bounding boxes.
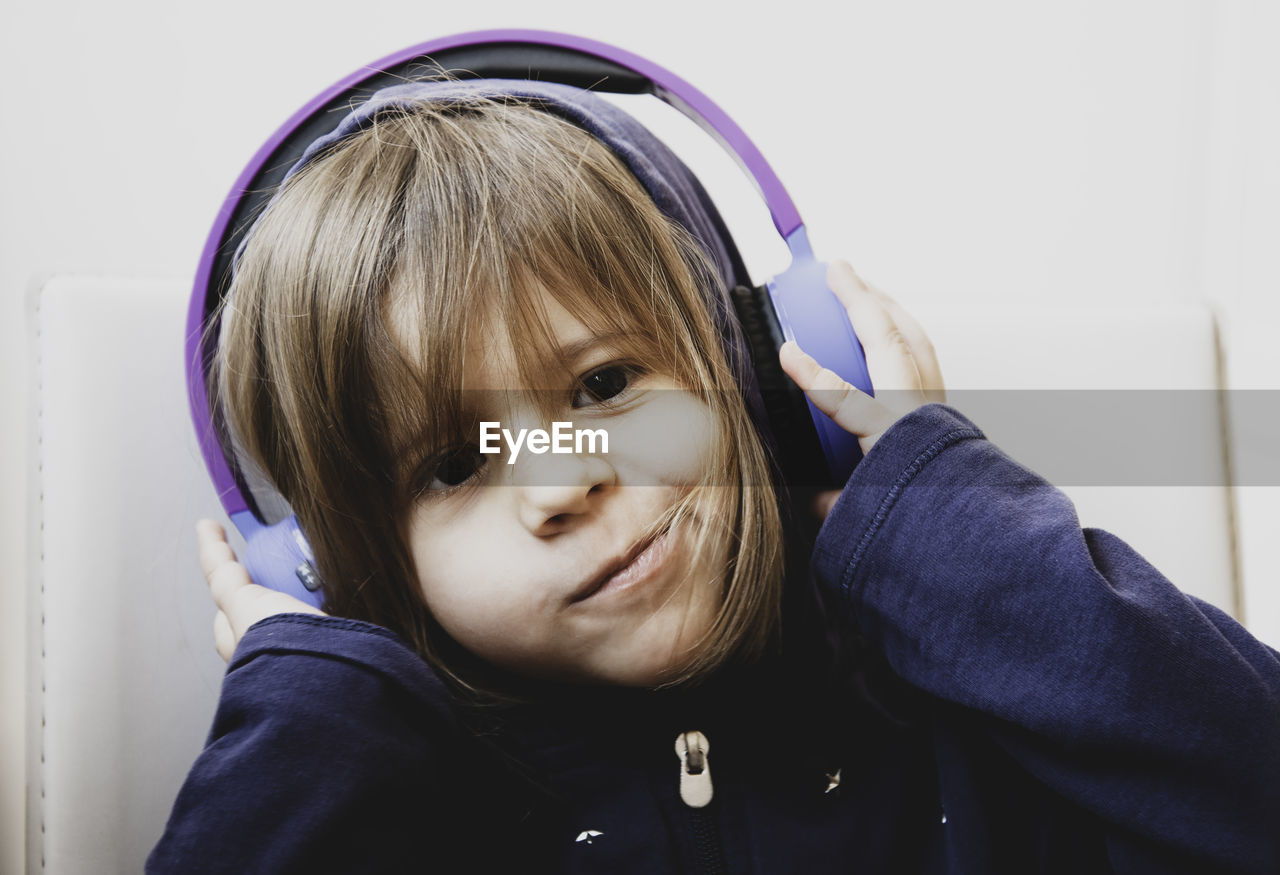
[572,526,673,602]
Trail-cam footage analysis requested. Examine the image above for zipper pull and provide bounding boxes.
[674,731,713,808]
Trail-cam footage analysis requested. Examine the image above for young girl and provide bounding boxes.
[150,80,1280,873]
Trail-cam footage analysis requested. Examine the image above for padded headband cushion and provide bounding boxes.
[269,79,773,452]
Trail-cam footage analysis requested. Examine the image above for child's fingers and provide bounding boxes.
[778,340,897,440]
[197,519,254,611]
[196,518,327,658]
[825,261,930,396]
[196,518,326,659]
[213,610,235,663]
[859,278,947,404]
[196,519,230,578]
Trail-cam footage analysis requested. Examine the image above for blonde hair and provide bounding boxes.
[214,94,785,697]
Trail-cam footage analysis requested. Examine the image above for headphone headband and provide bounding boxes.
[188,31,873,608]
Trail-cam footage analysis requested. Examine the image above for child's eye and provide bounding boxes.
[574,363,642,408]
[422,444,486,495]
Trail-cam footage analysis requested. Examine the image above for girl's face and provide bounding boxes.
[401,286,729,686]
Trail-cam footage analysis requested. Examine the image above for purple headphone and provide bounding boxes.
[187,30,873,609]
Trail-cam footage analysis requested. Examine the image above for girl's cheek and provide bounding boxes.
[407,507,513,630]
[606,392,718,485]
[419,567,541,658]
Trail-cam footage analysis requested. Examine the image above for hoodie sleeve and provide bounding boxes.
[146,614,460,874]
[811,403,1280,873]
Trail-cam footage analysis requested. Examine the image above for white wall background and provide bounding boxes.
[4,1,1279,871]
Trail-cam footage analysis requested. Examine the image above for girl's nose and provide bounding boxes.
[513,451,618,536]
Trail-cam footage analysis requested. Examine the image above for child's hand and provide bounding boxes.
[778,261,946,521]
[197,518,326,662]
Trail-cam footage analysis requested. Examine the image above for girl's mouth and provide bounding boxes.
[571,525,673,602]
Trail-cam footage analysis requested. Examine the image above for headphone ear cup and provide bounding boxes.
[237,514,326,610]
[730,284,832,488]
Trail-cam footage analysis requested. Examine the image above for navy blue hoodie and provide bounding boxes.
[148,404,1280,873]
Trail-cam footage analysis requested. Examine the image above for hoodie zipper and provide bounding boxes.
[675,731,727,874]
